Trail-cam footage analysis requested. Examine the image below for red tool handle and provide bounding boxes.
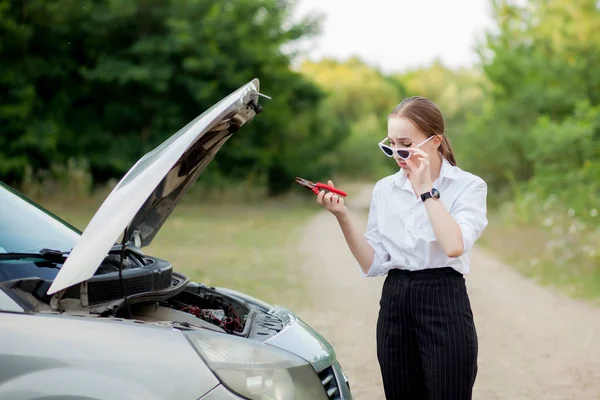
[314,182,347,197]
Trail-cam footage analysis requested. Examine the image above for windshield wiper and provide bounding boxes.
[0,249,70,262]
[0,245,135,263]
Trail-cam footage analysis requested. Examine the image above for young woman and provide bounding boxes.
[316,97,488,399]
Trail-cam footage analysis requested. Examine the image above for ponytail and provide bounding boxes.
[439,134,457,166]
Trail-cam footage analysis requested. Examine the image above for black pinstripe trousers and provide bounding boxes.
[376,267,478,400]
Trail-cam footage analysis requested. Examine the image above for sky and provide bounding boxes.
[292,0,496,74]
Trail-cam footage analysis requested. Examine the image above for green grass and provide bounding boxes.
[480,213,600,304]
[38,195,319,310]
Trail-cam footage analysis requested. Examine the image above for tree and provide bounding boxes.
[299,57,407,178]
[0,0,341,195]
[458,0,600,200]
[392,59,487,168]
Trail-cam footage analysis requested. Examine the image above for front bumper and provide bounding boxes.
[199,384,245,399]
[214,288,353,400]
[264,306,353,400]
[199,362,352,400]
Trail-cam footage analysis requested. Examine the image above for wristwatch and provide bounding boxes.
[420,188,440,202]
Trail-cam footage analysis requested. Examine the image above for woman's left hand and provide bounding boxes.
[405,148,433,195]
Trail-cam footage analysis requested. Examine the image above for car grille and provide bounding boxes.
[318,366,341,400]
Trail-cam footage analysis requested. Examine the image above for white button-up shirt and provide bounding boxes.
[363,157,488,277]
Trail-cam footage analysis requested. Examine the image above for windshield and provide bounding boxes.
[0,182,81,254]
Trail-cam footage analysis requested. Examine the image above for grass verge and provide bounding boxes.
[39,195,319,310]
[480,212,600,304]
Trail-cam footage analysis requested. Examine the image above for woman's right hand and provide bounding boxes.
[316,180,348,217]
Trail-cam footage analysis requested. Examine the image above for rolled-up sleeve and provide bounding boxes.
[450,178,488,255]
[362,182,387,277]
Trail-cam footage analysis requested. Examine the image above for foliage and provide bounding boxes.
[0,0,344,195]
[395,59,487,129]
[3,0,600,215]
[456,0,600,202]
[299,57,407,179]
[465,0,600,298]
[527,101,600,211]
[392,60,488,168]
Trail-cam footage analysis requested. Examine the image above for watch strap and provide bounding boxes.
[420,191,433,202]
[420,188,440,202]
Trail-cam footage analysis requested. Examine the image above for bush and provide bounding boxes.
[21,158,93,200]
[524,101,600,217]
[335,113,395,179]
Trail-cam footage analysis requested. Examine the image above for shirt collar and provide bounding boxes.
[391,156,459,190]
[439,156,459,180]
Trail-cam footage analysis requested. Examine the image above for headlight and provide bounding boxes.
[184,330,328,400]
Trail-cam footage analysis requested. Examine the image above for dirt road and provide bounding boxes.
[295,185,600,400]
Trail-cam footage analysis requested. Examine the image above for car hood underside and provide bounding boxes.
[48,79,263,295]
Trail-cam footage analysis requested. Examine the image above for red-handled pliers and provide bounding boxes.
[295,177,347,197]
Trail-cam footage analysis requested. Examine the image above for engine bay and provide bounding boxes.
[2,272,284,341]
[0,250,284,341]
[131,285,250,335]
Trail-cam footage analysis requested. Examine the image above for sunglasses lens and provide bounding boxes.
[397,149,410,159]
[380,145,394,157]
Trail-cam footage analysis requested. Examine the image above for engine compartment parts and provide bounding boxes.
[130,286,252,334]
[133,304,227,333]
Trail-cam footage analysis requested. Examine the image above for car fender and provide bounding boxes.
[0,367,163,400]
[0,312,220,400]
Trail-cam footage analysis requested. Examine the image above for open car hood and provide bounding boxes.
[48,79,263,295]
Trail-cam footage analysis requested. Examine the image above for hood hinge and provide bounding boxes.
[50,289,67,312]
[131,229,142,248]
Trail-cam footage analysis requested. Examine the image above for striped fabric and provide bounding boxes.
[376,267,478,399]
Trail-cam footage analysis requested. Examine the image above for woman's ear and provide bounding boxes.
[433,134,443,149]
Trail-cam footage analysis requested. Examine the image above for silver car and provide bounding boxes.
[0,79,353,400]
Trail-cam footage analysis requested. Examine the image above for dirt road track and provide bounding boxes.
[295,185,600,400]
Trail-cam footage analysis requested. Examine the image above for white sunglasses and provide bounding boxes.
[378,135,435,159]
